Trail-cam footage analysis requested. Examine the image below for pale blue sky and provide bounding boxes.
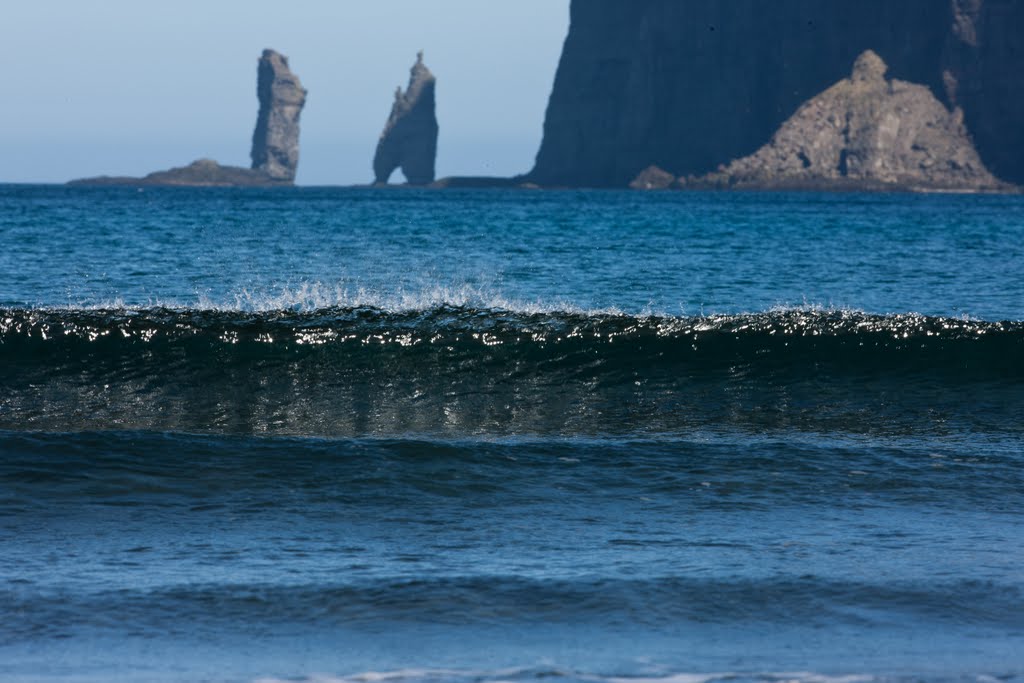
[0,1,569,184]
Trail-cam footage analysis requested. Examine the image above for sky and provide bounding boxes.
[0,1,570,185]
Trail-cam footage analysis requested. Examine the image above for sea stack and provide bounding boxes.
[692,51,1002,192]
[373,52,438,185]
[70,48,306,187]
[251,49,308,182]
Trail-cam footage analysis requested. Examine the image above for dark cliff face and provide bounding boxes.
[944,0,1024,184]
[251,49,307,182]
[529,0,1024,187]
[373,53,439,185]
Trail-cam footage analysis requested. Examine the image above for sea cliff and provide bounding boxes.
[528,0,1024,188]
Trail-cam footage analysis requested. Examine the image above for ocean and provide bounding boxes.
[1,185,1022,683]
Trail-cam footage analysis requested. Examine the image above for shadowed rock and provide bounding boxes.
[251,49,307,181]
[629,166,675,190]
[686,51,1003,192]
[373,52,438,185]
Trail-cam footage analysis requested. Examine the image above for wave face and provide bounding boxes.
[1,305,1021,436]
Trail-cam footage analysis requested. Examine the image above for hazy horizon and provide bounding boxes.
[0,1,569,185]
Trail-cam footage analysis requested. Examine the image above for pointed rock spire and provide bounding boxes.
[373,51,439,185]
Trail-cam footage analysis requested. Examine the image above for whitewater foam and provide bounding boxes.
[194,282,624,317]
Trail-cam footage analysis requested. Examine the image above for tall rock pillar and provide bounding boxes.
[251,49,307,182]
[373,52,438,185]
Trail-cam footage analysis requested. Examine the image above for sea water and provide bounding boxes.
[0,185,1022,683]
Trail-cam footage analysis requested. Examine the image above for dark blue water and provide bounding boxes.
[1,185,1023,683]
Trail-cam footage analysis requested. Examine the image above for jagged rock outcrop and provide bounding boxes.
[373,52,438,185]
[628,166,675,190]
[71,49,305,187]
[529,0,1024,188]
[684,51,1002,192]
[250,49,307,181]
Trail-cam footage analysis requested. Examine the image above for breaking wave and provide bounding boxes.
[1,305,1021,436]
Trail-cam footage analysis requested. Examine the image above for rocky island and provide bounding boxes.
[70,49,306,187]
[373,52,439,186]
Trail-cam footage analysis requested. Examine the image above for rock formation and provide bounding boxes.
[251,49,307,181]
[529,0,1024,188]
[68,159,287,188]
[628,166,675,190]
[682,51,1002,192]
[373,52,438,185]
[71,49,305,187]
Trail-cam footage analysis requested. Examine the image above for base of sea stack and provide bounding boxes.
[361,177,539,189]
[68,159,293,187]
[430,176,538,189]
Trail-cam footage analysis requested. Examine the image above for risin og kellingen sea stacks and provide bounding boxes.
[373,52,439,186]
[70,49,306,187]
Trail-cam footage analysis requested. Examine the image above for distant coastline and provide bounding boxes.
[68,1,1023,195]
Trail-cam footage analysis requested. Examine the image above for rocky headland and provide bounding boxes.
[528,0,1024,189]
[373,52,439,185]
[666,51,1005,192]
[70,49,305,187]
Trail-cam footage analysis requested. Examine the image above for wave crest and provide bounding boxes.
[2,306,1021,436]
